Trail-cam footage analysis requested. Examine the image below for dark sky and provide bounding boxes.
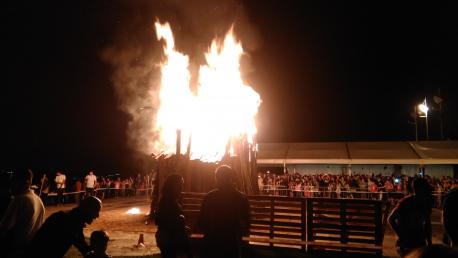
[3,1,458,174]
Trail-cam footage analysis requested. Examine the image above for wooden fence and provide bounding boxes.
[181,192,390,257]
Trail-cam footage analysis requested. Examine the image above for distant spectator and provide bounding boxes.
[55,171,66,205]
[85,230,111,258]
[39,173,50,204]
[75,178,82,205]
[105,178,111,198]
[389,178,433,257]
[257,175,263,193]
[27,196,102,258]
[442,187,458,247]
[0,169,45,258]
[199,165,250,258]
[114,177,121,198]
[85,171,97,197]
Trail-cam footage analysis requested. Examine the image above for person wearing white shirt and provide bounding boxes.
[55,171,66,205]
[0,169,45,258]
[85,171,97,197]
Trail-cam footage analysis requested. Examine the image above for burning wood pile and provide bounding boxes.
[154,136,258,195]
[150,21,261,195]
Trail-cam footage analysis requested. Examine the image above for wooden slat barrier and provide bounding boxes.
[181,192,205,233]
[181,192,388,257]
[306,198,387,257]
[247,195,306,249]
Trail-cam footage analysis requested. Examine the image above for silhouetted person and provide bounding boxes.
[155,174,191,258]
[27,196,102,258]
[442,187,458,247]
[405,244,458,258]
[0,171,12,218]
[147,171,159,224]
[199,165,250,258]
[85,230,111,258]
[39,173,50,205]
[389,177,433,257]
[0,169,45,258]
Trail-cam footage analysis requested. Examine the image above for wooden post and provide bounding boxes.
[183,134,192,192]
[269,197,275,246]
[250,142,259,195]
[186,134,192,158]
[301,198,306,251]
[374,201,383,257]
[306,199,313,247]
[176,129,181,155]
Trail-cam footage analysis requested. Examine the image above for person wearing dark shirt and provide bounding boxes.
[155,174,190,258]
[199,165,250,258]
[389,177,433,257]
[85,230,111,258]
[27,196,102,258]
[442,187,458,247]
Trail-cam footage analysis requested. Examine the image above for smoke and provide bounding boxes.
[101,0,261,156]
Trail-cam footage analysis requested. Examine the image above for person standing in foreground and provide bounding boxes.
[27,196,102,258]
[0,169,45,258]
[389,177,433,257]
[55,171,66,205]
[442,187,458,247]
[199,165,250,258]
[85,171,97,197]
[155,174,191,258]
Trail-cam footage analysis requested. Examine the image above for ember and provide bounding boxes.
[126,208,141,215]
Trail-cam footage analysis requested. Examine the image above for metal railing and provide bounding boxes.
[258,185,448,207]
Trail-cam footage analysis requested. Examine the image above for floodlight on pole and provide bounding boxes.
[417,98,429,140]
[418,101,429,116]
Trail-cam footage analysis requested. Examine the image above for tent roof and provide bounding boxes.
[257,141,458,165]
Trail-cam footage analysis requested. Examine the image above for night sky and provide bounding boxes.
[3,1,458,174]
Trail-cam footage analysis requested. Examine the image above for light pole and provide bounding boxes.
[414,105,418,141]
[418,98,429,140]
[433,95,444,139]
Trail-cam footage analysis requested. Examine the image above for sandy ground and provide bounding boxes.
[43,196,445,258]
[45,196,160,258]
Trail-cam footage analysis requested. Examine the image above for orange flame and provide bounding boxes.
[153,21,261,162]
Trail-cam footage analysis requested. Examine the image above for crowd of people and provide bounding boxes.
[257,171,457,202]
[0,169,108,258]
[36,170,156,205]
[0,166,251,258]
[0,167,457,258]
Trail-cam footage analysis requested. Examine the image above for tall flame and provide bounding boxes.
[154,21,260,162]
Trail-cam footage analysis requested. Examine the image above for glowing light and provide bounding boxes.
[126,208,141,215]
[153,21,261,162]
[418,98,429,117]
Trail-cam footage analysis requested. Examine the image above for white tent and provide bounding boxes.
[257,141,458,165]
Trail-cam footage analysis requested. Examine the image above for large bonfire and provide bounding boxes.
[151,21,261,195]
[153,21,261,163]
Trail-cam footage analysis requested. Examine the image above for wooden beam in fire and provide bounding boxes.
[154,133,259,196]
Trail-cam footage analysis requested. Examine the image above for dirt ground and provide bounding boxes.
[45,196,160,258]
[43,196,445,258]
